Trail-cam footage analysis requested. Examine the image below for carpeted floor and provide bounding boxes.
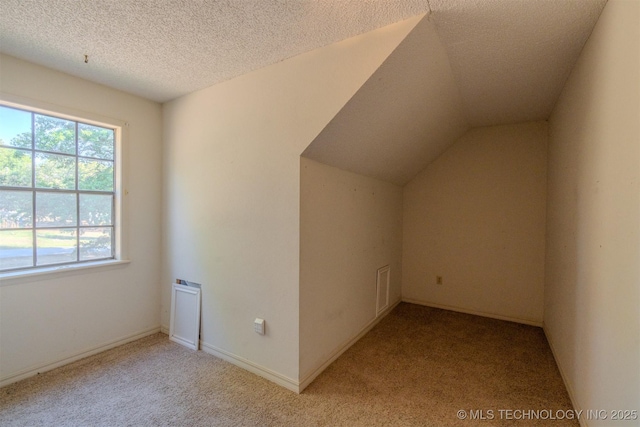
[0,303,577,426]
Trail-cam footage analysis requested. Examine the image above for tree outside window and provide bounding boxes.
[0,105,116,271]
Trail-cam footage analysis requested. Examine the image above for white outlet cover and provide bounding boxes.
[254,318,265,335]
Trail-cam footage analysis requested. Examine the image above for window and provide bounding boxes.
[0,104,118,272]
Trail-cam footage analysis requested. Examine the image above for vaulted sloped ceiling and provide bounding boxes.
[303,16,468,186]
[0,0,608,185]
[303,0,607,185]
[430,0,608,127]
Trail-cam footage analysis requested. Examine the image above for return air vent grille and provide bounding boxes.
[376,266,390,317]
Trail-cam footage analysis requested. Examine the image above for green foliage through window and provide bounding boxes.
[0,104,116,271]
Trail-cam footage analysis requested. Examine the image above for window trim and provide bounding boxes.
[0,92,129,279]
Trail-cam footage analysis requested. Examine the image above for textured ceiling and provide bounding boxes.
[429,0,608,126]
[0,0,430,102]
[0,0,606,118]
[0,0,608,184]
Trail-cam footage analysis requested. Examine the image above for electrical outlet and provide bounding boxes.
[436,276,443,285]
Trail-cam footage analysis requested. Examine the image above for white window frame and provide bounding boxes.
[0,94,129,281]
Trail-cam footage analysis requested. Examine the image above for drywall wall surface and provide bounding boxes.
[403,122,548,325]
[545,0,640,420]
[162,16,421,384]
[299,158,403,381]
[0,54,163,384]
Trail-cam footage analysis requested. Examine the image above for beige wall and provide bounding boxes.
[161,17,420,390]
[545,0,640,421]
[0,54,163,386]
[299,158,403,385]
[403,122,548,325]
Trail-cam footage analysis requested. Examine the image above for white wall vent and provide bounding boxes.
[169,281,202,350]
[376,265,390,317]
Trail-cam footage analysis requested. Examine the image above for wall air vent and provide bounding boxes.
[376,266,390,317]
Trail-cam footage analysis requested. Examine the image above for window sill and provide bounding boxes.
[0,259,130,286]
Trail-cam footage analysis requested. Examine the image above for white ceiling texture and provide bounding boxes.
[0,0,432,102]
[0,0,607,185]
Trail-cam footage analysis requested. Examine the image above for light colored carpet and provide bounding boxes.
[0,303,577,426]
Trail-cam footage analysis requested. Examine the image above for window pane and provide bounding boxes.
[36,228,77,266]
[0,190,32,229]
[80,194,112,226]
[78,159,113,191]
[80,227,112,261]
[0,105,118,271]
[35,114,75,154]
[35,152,76,189]
[78,123,114,160]
[36,192,77,228]
[0,147,32,187]
[0,106,32,148]
[0,230,33,270]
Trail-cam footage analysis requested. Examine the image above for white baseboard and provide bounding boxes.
[0,326,161,388]
[199,300,400,394]
[160,325,169,335]
[543,325,587,427]
[298,299,401,392]
[402,298,543,327]
[200,341,300,393]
